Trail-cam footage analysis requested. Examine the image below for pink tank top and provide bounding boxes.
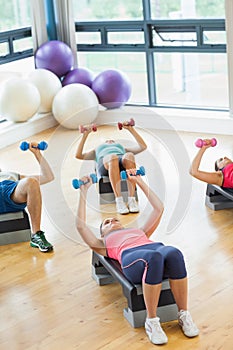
[222,163,233,188]
[104,228,154,264]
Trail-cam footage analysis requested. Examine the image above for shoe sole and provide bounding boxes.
[178,322,199,337]
[30,242,53,252]
[145,330,168,345]
[145,326,168,345]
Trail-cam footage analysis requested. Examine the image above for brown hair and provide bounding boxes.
[100,222,103,236]
[215,160,219,171]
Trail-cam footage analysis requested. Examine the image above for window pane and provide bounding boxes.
[203,31,226,45]
[76,32,101,45]
[108,32,144,44]
[150,0,225,20]
[13,37,33,52]
[0,0,31,31]
[77,52,148,104]
[0,43,9,56]
[154,53,228,109]
[72,0,143,21]
[153,30,197,47]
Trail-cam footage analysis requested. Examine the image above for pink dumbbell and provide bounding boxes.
[118,118,135,130]
[79,124,97,133]
[195,138,217,148]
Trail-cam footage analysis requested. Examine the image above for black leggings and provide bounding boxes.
[121,243,187,285]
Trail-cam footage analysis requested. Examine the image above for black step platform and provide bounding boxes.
[91,251,178,328]
[205,184,233,210]
[0,210,31,245]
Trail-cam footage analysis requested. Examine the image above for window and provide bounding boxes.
[0,0,33,65]
[0,0,33,124]
[73,0,143,21]
[73,0,228,110]
[150,0,225,20]
[78,51,148,104]
[154,52,228,109]
[0,0,229,112]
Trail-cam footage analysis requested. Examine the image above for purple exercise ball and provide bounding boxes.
[35,40,74,78]
[62,67,95,87]
[91,69,132,109]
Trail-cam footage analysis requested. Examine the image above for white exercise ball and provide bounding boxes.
[28,68,62,113]
[52,83,99,129]
[0,78,41,122]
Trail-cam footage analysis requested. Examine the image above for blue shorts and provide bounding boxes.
[0,180,27,213]
[97,156,125,176]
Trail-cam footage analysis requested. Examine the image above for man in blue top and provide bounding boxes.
[75,121,147,214]
[0,141,54,252]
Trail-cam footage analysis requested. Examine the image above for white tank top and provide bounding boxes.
[0,171,20,182]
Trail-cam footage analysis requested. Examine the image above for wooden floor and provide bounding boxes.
[0,124,233,350]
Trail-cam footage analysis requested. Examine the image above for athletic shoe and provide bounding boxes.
[178,310,199,337]
[128,197,139,213]
[145,317,168,345]
[30,231,53,252]
[116,198,129,214]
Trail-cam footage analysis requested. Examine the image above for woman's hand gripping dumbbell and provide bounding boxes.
[20,141,48,151]
[195,138,217,148]
[120,166,145,180]
[72,173,98,189]
[79,124,97,133]
[118,118,135,130]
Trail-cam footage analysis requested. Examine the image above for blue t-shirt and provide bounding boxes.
[95,143,125,163]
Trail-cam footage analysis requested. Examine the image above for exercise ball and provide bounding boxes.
[52,83,99,129]
[0,78,41,122]
[62,67,95,88]
[91,69,132,109]
[28,69,62,113]
[35,40,74,78]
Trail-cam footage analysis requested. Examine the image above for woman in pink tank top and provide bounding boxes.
[76,170,199,345]
[190,138,233,188]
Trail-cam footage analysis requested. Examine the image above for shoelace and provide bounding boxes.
[149,320,164,334]
[180,312,192,327]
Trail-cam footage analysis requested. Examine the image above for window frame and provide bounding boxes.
[0,27,33,64]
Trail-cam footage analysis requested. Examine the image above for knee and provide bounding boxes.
[123,152,136,166]
[23,177,40,191]
[103,154,119,168]
[167,247,185,265]
[148,251,164,265]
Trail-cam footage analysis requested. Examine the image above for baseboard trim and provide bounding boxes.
[1,106,233,150]
[0,113,58,149]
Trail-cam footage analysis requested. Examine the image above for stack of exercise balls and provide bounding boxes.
[0,40,132,129]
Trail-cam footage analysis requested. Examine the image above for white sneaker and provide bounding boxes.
[145,317,168,345]
[128,197,139,213]
[116,198,129,214]
[178,310,199,337]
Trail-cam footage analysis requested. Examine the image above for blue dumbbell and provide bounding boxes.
[120,166,146,180]
[20,141,48,151]
[72,173,98,189]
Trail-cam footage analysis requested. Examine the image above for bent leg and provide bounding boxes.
[103,154,121,197]
[169,277,188,311]
[122,152,136,196]
[156,245,188,311]
[122,245,165,318]
[11,177,42,234]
